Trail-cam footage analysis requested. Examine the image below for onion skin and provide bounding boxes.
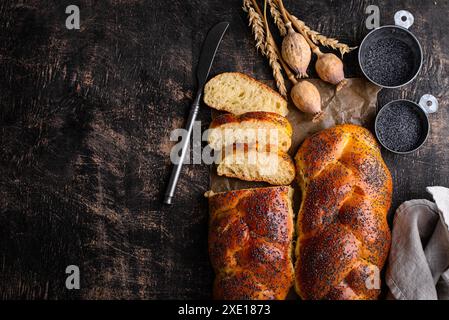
[282,24,311,78]
[290,81,322,118]
[315,52,347,90]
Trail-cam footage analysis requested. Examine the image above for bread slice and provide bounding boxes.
[208,112,292,152]
[217,144,295,186]
[204,72,288,116]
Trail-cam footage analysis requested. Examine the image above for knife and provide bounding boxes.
[163,21,229,205]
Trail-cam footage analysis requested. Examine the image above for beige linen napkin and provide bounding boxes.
[386,186,449,300]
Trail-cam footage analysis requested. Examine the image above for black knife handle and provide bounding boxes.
[163,90,202,205]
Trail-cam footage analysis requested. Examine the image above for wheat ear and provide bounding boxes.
[274,0,356,56]
[260,0,287,97]
[243,0,267,54]
[289,14,357,56]
[245,0,287,98]
[268,0,286,36]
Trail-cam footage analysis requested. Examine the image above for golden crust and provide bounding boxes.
[294,124,392,300]
[208,186,295,300]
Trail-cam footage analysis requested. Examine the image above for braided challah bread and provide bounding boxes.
[207,186,294,300]
[294,124,392,300]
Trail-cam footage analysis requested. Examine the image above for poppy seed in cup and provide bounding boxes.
[363,38,415,87]
[376,102,425,152]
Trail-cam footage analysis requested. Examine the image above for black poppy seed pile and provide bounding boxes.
[363,38,415,86]
[377,103,424,152]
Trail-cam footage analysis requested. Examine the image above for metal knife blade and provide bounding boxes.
[196,21,229,88]
[163,21,229,205]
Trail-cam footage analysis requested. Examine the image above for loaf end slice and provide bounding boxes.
[204,72,288,116]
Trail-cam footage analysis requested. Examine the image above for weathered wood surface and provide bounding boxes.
[0,0,448,299]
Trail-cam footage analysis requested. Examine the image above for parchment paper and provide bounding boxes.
[207,77,380,300]
[209,78,381,194]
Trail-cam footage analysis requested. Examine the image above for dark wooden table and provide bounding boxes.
[1,0,448,299]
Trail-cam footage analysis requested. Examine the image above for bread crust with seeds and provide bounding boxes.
[294,124,392,300]
[207,186,295,300]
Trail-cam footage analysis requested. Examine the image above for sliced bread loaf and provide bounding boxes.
[217,144,295,186]
[208,112,292,152]
[204,72,288,116]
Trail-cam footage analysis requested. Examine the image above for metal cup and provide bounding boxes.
[359,10,423,88]
[374,95,438,154]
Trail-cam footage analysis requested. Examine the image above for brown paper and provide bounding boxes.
[209,78,381,194]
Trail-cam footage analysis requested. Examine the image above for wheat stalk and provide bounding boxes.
[265,34,288,98]
[289,14,357,56]
[244,0,287,98]
[260,0,287,97]
[268,0,286,36]
[243,0,267,54]
[274,0,356,56]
